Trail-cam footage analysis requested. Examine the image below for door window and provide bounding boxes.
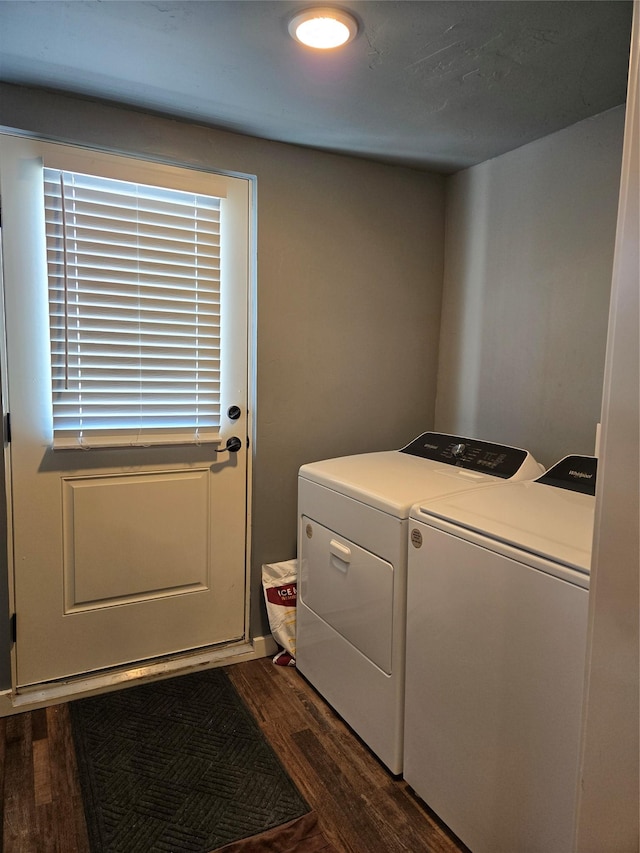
[44,169,223,446]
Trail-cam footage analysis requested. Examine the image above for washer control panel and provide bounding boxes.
[400,432,528,479]
[535,455,597,495]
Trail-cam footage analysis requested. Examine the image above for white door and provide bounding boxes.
[0,135,252,687]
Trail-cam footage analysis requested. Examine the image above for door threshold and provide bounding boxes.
[0,634,277,716]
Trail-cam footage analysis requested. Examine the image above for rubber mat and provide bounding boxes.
[70,667,309,853]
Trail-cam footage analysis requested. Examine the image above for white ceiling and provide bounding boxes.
[0,0,632,173]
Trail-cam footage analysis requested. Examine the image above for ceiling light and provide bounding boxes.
[288,7,358,50]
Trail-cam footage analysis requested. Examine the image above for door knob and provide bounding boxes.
[215,436,242,454]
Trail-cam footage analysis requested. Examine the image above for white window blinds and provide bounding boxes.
[43,169,222,443]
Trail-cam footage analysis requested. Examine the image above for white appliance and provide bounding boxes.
[404,455,598,853]
[296,432,543,774]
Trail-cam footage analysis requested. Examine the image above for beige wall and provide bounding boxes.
[436,106,625,468]
[0,84,446,646]
[576,6,639,847]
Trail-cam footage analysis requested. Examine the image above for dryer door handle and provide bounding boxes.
[329,539,351,565]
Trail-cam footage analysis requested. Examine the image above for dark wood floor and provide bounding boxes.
[0,657,468,853]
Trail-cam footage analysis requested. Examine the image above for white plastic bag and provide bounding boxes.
[262,559,298,667]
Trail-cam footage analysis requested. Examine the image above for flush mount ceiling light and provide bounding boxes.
[288,7,358,50]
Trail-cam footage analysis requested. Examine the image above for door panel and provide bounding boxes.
[0,134,251,687]
[63,470,210,609]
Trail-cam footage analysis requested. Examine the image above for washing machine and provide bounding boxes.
[296,432,544,774]
[404,454,597,853]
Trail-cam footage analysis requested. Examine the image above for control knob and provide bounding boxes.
[452,443,467,458]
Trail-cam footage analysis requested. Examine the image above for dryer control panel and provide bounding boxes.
[400,432,529,479]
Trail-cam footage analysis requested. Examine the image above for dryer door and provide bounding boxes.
[300,516,393,674]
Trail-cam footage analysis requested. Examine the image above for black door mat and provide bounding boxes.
[69,667,309,853]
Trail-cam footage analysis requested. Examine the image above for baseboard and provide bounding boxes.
[251,633,278,658]
[0,634,278,717]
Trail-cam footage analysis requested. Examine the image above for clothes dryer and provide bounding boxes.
[296,432,543,774]
[404,455,597,853]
